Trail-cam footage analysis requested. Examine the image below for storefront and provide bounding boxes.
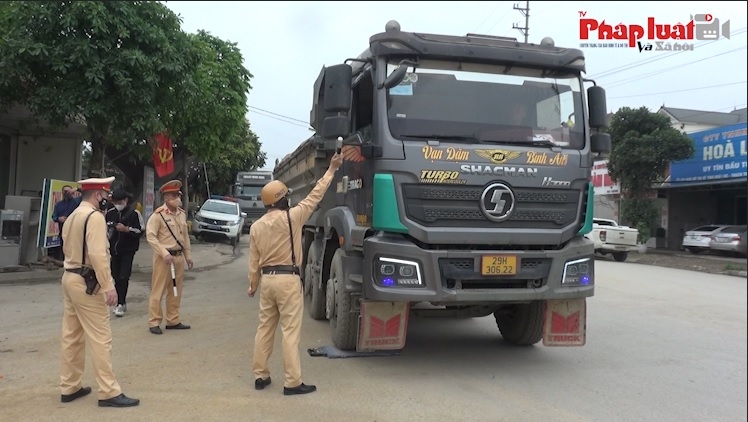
[659,122,747,250]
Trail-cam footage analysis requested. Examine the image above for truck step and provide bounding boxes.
[349,274,362,283]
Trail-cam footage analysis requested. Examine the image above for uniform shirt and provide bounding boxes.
[248,169,334,292]
[146,205,192,261]
[61,201,116,292]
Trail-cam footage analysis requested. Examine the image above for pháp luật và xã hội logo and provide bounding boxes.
[578,11,730,53]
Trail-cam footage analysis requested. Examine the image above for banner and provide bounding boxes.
[37,179,81,248]
[143,166,155,223]
[153,132,175,177]
[591,160,621,195]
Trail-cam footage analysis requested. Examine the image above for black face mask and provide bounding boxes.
[97,194,108,211]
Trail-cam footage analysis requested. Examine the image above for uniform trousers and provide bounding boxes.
[252,274,304,388]
[60,272,122,400]
[148,254,185,327]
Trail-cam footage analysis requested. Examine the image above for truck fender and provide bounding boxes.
[323,207,357,253]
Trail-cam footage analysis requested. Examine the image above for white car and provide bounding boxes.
[192,197,246,246]
[682,225,730,254]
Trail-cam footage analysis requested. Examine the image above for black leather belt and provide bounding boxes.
[168,250,183,256]
[261,265,300,275]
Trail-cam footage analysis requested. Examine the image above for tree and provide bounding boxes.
[0,1,196,176]
[191,119,267,198]
[606,106,695,242]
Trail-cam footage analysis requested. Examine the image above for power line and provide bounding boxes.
[605,46,748,89]
[592,28,747,80]
[248,106,308,124]
[473,2,504,33]
[608,81,748,99]
[249,108,310,129]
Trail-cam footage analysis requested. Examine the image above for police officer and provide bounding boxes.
[249,152,342,395]
[146,180,193,335]
[59,176,139,408]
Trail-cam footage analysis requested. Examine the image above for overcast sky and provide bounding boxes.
[164,1,748,170]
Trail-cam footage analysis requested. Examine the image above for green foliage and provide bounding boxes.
[606,106,695,194]
[0,1,195,157]
[620,197,659,242]
[635,221,651,245]
[167,30,253,162]
[191,120,267,196]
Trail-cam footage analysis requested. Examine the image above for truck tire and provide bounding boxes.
[305,242,326,320]
[327,248,357,350]
[494,301,543,346]
[612,251,628,262]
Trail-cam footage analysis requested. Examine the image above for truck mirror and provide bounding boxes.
[590,132,611,156]
[381,64,408,89]
[587,85,608,129]
[321,115,351,140]
[323,64,353,113]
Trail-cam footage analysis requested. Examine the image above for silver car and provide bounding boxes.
[709,225,747,257]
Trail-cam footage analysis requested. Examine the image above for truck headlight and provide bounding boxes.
[562,258,593,286]
[374,257,423,287]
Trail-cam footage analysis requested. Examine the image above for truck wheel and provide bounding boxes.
[327,248,357,350]
[612,251,628,262]
[494,301,543,346]
[305,242,326,320]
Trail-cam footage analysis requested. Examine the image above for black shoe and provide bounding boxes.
[283,383,317,396]
[149,326,162,335]
[61,386,91,403]
[255,377,271,390]
[165,323,190,330]
[98,393,140,408]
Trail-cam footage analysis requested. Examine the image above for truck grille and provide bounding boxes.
[402,184,580,229]
[242,208,267,220]
[438,258,551,289]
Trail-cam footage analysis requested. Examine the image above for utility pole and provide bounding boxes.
[512,1,530,44]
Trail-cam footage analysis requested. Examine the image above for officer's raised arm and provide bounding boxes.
[292,152,343,223]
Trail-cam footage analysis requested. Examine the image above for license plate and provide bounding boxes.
[207,225,222,230]
[481,255,517,276]
[690,235,700,240]
[614,246,627,250]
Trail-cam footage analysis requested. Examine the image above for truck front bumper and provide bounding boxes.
[362,234,595,305]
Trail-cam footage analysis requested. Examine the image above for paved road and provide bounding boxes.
[1,239,745,422]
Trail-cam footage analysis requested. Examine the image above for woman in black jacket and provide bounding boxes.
[106,189,145,317]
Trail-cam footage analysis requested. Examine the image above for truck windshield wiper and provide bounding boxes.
[478,138,557,147]
[400,134,481,143]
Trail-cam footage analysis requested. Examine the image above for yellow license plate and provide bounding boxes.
[480,255,518,276]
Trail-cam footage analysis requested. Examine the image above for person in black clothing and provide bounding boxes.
[106,189,145,317]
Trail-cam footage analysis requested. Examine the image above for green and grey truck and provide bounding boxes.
[232,170,272,232]
[273,21,611,351]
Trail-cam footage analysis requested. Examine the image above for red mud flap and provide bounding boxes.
[357,301,410,352]
[542,298,587,347]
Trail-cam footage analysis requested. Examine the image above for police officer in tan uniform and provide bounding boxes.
[146,180,193,335]
[60,176,140,408]
[249,152,342,395]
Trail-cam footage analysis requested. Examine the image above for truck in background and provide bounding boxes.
[273,20,612,351]
[231,171,272,232]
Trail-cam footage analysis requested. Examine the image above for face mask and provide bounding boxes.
[114,204,126,211]
[167,198,182,208]
[97,194,108,211]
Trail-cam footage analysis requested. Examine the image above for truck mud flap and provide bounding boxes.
[357,301,410,352]
[542,298,587,347]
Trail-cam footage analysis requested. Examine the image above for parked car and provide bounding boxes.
[681,225,730,254]
[192,196,246,246]
[585,218,639,262]
[709,225,747,257]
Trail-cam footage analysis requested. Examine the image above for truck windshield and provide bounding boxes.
[235,185,262,198]
[386,60,585,149]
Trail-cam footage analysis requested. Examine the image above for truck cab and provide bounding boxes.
[232,171,272,232]
[275,21,611,351]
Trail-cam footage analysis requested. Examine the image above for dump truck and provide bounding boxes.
[232,171,272,232]
[273,20,612,351]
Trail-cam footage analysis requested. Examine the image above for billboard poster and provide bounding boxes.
[37,179,81,248]
[143,166,155,223]
[670,123,747,183]
[591,160,621,195]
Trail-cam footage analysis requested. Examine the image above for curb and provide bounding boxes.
[724,270,748,278]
